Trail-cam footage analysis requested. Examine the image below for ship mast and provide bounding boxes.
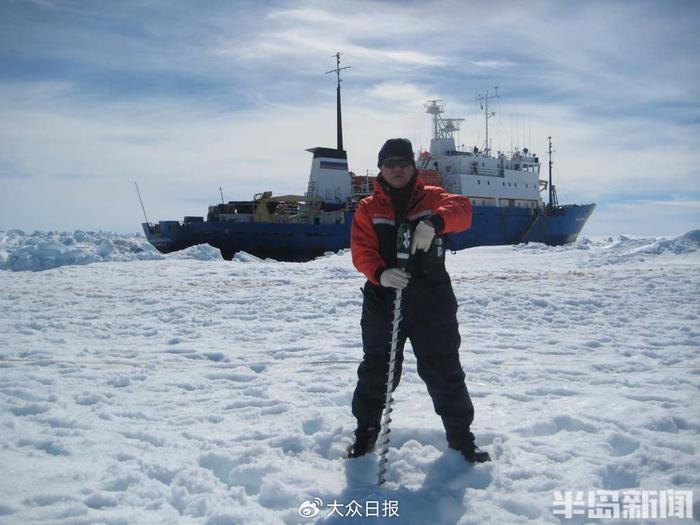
[424,100,464,139]
[476,87,498,156]
[547,135,558,210]
[325,52,351,152]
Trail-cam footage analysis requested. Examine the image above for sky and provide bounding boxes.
[0,0,699,236]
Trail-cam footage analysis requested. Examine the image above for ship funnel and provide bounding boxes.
[305,147,351,203]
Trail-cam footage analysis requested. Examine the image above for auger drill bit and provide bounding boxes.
[377,223,411,485]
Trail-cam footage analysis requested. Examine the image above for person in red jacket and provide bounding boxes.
[347,138,490,464]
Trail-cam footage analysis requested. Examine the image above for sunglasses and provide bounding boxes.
[382,158,412,169]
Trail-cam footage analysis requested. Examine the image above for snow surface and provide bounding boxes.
[0,231,698,524]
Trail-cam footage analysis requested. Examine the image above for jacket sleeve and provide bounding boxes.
[426,188,472,234]
[351,200,385,284]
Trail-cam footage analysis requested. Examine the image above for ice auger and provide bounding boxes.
[377,222,411,485]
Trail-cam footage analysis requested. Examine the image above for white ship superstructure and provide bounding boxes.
[419,99,546,210]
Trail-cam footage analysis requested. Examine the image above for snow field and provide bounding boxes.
[0,232,698,524]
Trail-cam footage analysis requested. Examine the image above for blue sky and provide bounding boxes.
[1,0,698,236]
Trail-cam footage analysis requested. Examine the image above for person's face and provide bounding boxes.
[380,157,414,189]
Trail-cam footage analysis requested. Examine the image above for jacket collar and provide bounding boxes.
[373,172,424,203]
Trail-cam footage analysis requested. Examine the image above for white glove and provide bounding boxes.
[410,220,435,254]
[380,268,410,289]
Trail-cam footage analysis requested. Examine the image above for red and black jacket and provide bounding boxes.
[351,175,472,285]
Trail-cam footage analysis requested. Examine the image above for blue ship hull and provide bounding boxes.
[448,203,596,249]
[143,203,595,261]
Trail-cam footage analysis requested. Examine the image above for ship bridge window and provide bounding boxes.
[508,182,511,187]
[487,180,490,185]
[478,180,481,184]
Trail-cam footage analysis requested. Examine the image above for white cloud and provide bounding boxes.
[223,3,448,71]
[226,29,445,70]
[364,82,434,106]
[469,60,516,69]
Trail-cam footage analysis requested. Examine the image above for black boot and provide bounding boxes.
[448,437,491,463]
[347,426,380,458]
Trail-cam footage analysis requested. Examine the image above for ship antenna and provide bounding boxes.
[547,136,555,210]
[325,52,351,151]
[219,186,225,205]
[134,181,150,224]
[476,86,499,156]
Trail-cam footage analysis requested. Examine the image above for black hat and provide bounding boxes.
[377,138,415,168]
